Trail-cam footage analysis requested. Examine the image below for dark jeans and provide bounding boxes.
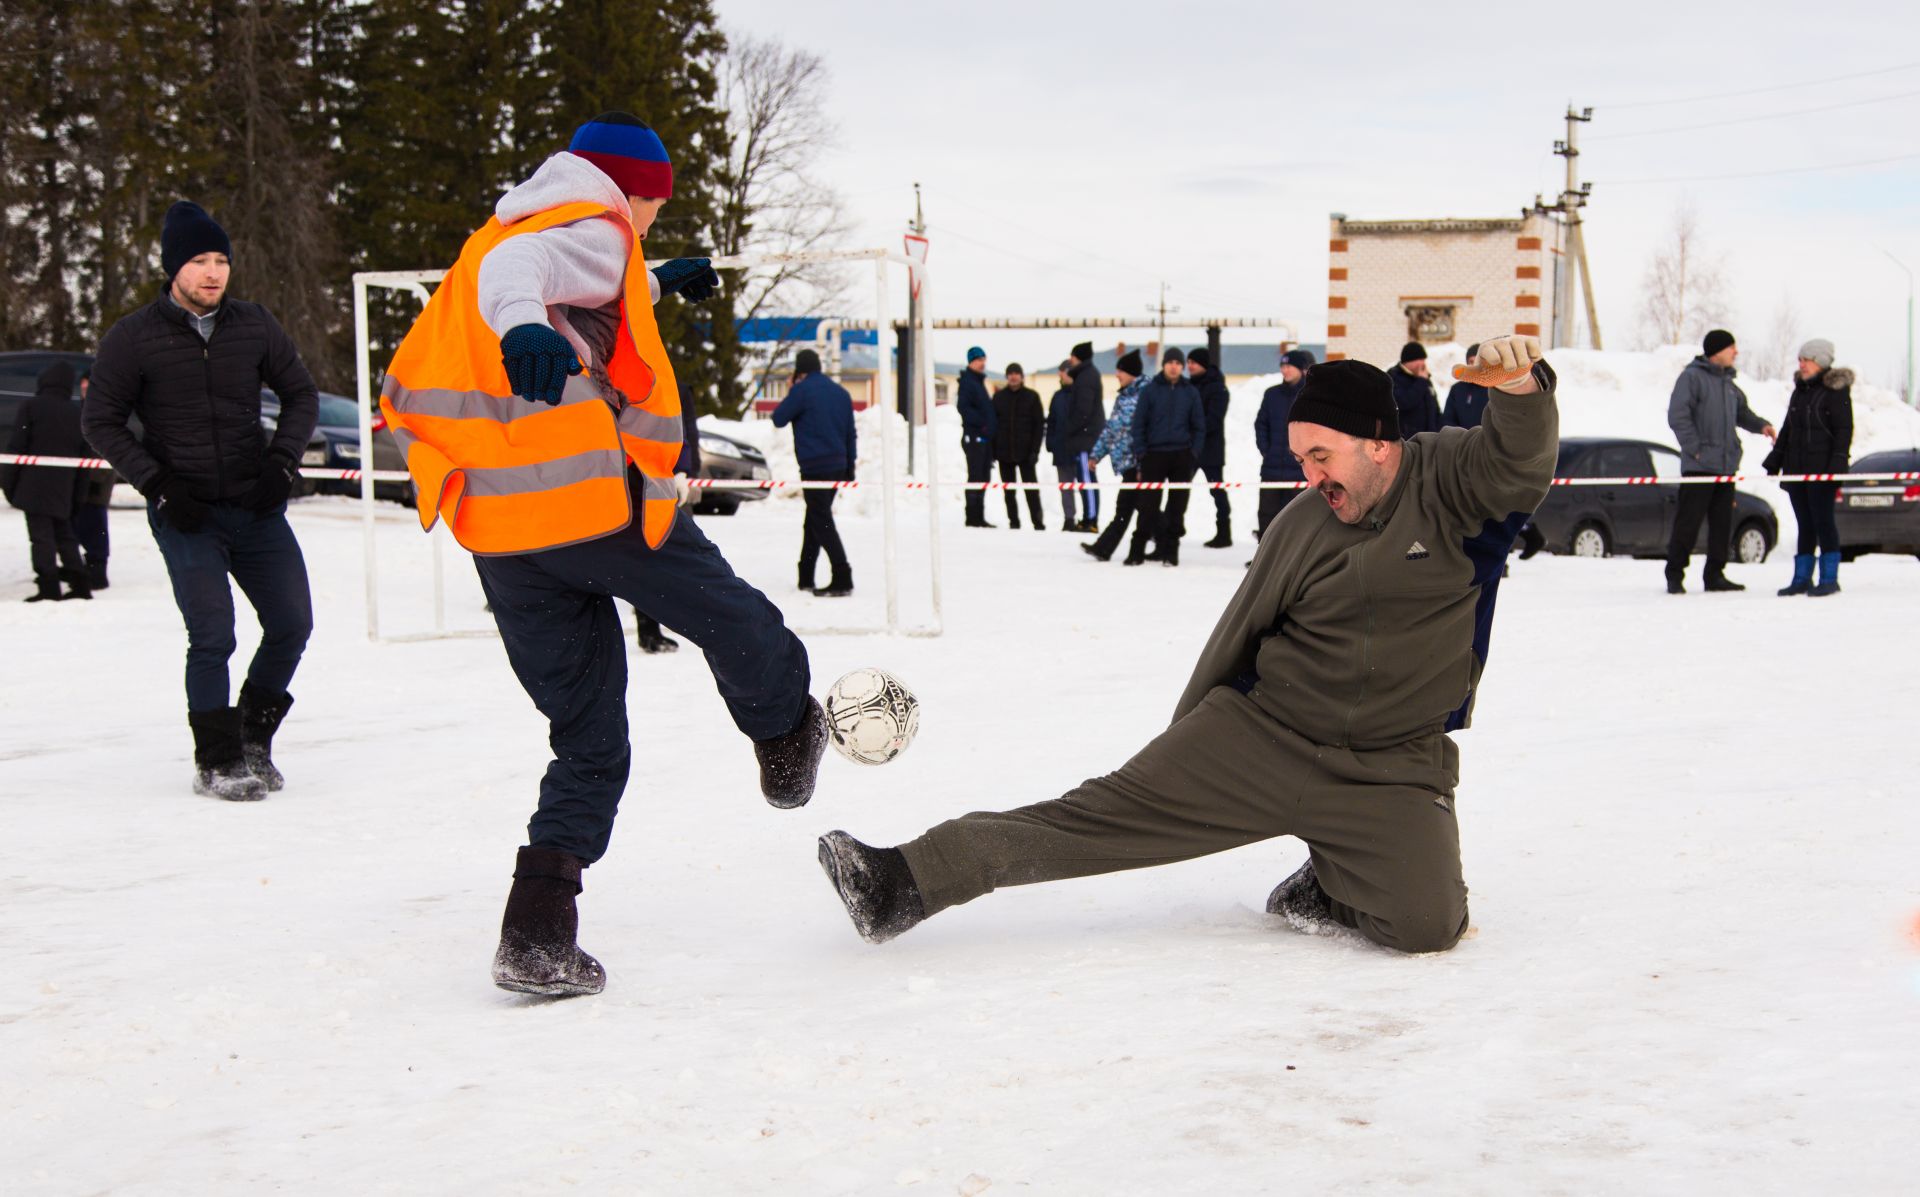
[474,492,811,864]
[1090,467,1141,557]
[1132,449,1196,559]
[1783,481,1841,554]
[799,465,851,583]
[24,513,84,588]
[72,502,110,566]
[1198,461,1230,535]
[148,501,313,712]
[998,458,1044,526]
[1255,483,1304,539]
[1666,477,1735,575]
[963,437,993,524]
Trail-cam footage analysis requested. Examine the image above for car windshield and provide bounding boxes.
[315,394,363,427]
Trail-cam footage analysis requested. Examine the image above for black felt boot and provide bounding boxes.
[189,707,268,802]
[24,578,62,602]
[1265,857,1337,936]
[59,566,92,600]
[238,681,294,792]
[492,846,606,997]
[755,695,828,809]
[814,567,853,598]
[817,831,927,944]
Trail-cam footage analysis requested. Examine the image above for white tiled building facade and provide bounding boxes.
[1325,213,1560,367]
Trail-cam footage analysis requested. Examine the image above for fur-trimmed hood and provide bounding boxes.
[1822,366,1854,390]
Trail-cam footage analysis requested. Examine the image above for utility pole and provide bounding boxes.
[1886,249,1915,407]
[1147,282,1179,355]
[1534,106,1601,349]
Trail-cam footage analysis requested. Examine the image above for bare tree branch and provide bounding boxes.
[1636,202,1732,349]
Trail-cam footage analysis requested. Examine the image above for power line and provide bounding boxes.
[1590,87,1920,141]
[1597,150,1920,186]
[1600,60,1920,110]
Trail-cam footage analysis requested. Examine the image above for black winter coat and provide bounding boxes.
[1388,365,1441,438]
[1064,362,1105,455]
[991,385,1046,464]
[1764,367,1855,475]
[83,294,318,501]
[1191,369,1230,470]
[1254,379,1306,481]
[4,363,89,517]
[1046,385,1073,461]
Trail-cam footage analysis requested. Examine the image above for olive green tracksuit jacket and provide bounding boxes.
[900,369,1559,952]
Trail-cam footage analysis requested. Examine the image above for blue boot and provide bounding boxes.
[1808,551,1842,597]
[1777,553,1814,596]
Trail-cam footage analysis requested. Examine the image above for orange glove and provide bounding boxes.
[1451,335,1543,391]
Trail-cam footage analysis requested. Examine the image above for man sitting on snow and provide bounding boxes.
[817,335,1558,954]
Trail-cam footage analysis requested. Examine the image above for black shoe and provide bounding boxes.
[1008,519,1021,530]
[87,560,109,590]
[238,681,294,793]
[755,696,828,809]
[1265,858,1337,935]
[814,578,853,597]
[817,831,927,944]
[637,627,680,653]
[1060,523,1079,534]
[59,566,92,600]
[798,565,817,592]
[1121,552,1147,566]
[1157,545,1180,567]
[1665,566,1686,595]
[189,707,268,801]
[1081,543,1111,562]
[24,579,62,602]
[492,846,606,997]
[1033,522,1045,532]
[1204,530,1232,549]
[1702,573,1745,593]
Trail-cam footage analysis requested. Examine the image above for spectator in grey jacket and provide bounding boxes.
[1664,329,1775,594]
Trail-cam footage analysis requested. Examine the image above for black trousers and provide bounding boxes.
[998,458,1044,526]
[1666,477,1735,574]
[1198,461,1230,535]
[1783,481,1841,554]
[963,438,993,524]
[1255,483,1303,539]
[1131,449,1196,559]
[799,466,851,584]
[24,513,84,588]
[1090,467,1141,556]
[72,502,110,567]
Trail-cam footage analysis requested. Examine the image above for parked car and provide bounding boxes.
[694,427,772,516]
[261,388,411,504]
[1531,437,1777,564]
[1836,448,1920,561]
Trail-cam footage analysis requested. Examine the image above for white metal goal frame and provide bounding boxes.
[351,247,944,643]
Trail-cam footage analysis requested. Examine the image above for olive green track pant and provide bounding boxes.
[899,686,1470,953]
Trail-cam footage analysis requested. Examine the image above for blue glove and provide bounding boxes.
[652,257,720,302]
[499,323,581,406]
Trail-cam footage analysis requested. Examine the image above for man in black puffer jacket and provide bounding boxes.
[991,363,1047,530]
[83,201,319,802]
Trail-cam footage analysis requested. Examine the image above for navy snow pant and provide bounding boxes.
[148,500,313,712]
[474,501,811,865]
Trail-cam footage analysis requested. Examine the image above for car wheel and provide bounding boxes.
[1734,521,1770,565]
[1570,522,1609,559]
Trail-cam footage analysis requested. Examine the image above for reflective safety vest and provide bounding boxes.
[379,201,683,555]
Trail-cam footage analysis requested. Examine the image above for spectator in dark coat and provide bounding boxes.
[991,363,1047,530]
[1045,360,1080,532]
[1253,348,1314,541]
[772,348,857,595]
[1763,338,1854,597]
[6,361,92,601]
[957,346,996,527]
[1663,329,1775,594]
[1441,344,1491,430]
[1128,347,1206,566]
[1388,342,1442,438]
[1186,347,1234,548]
[1062,341,1105,531]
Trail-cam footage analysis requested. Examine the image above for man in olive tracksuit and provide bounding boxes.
[818,336,1558,954]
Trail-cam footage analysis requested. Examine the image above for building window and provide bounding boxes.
[1406,305,1455,343]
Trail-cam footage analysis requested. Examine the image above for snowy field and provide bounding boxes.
[4,472,1918,1195]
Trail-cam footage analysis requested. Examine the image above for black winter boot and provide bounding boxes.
[798,564,817,592]
[817,831,927,944]
[1702,570,1745,593]
[1265,857,1336,936]
[25,578,62,602]
[1204,520,1232,549]
[814,568,853,598]
[636,620,680,653]
[189,707,268,801]
[1664,563,1686,595]
[238,681,294,792]
[755,695,828,809]
[492,846,606,997]
[59,567,92,600]
[1081,542,1111,562]
[87,558,109,590]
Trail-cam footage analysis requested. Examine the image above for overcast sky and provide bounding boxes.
[715,0,1920,389]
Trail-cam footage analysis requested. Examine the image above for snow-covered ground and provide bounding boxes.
[5,354,1919,1193]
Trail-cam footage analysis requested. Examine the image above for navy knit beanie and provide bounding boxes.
[569,112,674,199]
[161,201,232,281]
[1282,349,1316,370]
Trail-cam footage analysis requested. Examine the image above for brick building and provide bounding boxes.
[1324,213,1560,366]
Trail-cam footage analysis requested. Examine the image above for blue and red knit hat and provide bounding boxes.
[568,112,673,199]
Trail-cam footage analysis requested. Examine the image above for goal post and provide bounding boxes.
[350,248,943,644]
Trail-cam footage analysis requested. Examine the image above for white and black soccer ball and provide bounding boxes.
[823,668,919,766]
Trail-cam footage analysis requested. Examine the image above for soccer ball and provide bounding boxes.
[823,668,919,766]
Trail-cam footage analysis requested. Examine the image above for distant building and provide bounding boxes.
[1325,213,1559,367]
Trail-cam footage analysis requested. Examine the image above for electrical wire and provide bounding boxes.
[1599,60,1920,110]
[1597,149,1920,185]
[1589,87,1920,141]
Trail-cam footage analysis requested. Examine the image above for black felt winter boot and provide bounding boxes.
[24,577,62,602]
[817,831,927,943]
[755,695,829,809]
[189,707,268,802]
[1204,517,1232,549]
[59,566,92,600]
[492,846,606,997]
[814,567,853,598]
[238,681,294,792]
[1266,857,1337,936]
[635,614,680,654]
[87,557,109,591]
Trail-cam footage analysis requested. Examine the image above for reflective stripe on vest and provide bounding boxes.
[378,200,683,555]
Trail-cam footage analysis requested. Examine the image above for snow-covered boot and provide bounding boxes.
[238,681,294,792]
[755,695,828,809]
[1777,553,1815,596]
[1809,550,1842,597]
[492,846,605,997]
[189,707,268,801]
[817,831,926,944]
[1266,858,1337,936]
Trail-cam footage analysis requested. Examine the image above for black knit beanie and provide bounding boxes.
[1161,346,1186,365]
[161,201,232,281]
[1071,341,1094,364]
[1115,349,1144,377]
[1005,362,1024,377]
[1186,347,1211,371]
[1702,329,1735,357]
[1399,341,1427,364]
[1288,360,1400,441]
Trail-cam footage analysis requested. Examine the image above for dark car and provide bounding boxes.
[1836,448,1920,561]
[693,426,772,516]
[1532,437,1777,564]
[262,388,411,504]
